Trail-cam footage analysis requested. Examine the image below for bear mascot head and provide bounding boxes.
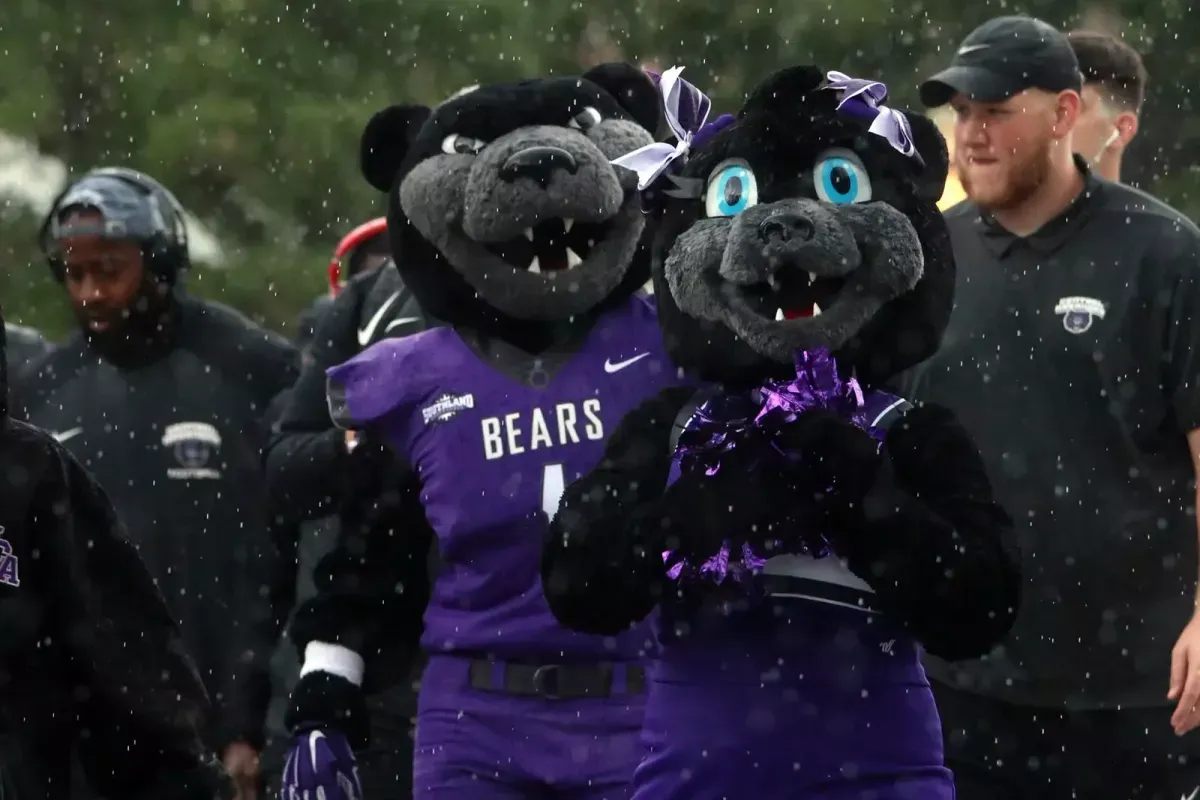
[358,64,663,342]
[543,64,1018,667]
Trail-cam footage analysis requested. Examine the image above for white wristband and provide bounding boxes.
[299,641,365,687]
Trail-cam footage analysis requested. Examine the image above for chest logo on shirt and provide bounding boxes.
[161,422,222,480]
[422,393,476,425]
[0,528,20,588]
[481,399,604,460]
[1053,296,1106,335]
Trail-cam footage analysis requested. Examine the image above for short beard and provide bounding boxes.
[958,139,1052,212]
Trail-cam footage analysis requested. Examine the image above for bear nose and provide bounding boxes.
[500,146,579,188]
[758,213,815,244]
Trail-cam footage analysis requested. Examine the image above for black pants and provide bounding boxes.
[936,683,1200,799]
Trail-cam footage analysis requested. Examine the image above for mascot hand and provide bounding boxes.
[657,443,804,562]
[279,729,363,800]
[283,671,370,749]
[777,410,882,519]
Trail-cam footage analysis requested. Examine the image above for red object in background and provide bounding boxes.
[328,217,387,296]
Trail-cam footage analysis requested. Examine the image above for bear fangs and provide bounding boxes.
[527,248,585,274]
[773,304,822,321]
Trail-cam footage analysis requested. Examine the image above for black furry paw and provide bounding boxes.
[776,410,883,517]
[284,671,370,750]
[655,445,806,563]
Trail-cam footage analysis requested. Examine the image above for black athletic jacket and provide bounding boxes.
[14,295,299,755]
[0,311,231,799]
[266,263,427,523]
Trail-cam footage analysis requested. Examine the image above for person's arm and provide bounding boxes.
[38,441,231,799]
[284,441,432,746]
[1154,235,1200,733]
[543,386,696,635]
[265,284,366,522]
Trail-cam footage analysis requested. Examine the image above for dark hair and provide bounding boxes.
[346,231,391,277]
[1067,29,1147,112]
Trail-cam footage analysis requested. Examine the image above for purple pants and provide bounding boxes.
[632,602,956,799]
[413,655,643,799]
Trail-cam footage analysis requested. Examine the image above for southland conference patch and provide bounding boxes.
[1054,296,1106,334]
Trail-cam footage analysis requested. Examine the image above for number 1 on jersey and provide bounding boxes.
[542,463,566,519]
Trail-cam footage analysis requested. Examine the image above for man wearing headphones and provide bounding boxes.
[1067,29,1146,183]
[15,167,300,799]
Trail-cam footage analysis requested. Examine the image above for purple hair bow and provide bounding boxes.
[612,66,712,190]
[825,70,923,165]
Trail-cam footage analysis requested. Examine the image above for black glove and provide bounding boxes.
[283,670,370,750]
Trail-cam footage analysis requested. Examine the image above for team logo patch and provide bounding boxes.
[162,421,223,480]
[422,393,475,425]
[0,527,20,588]
[1054,296,1106,334]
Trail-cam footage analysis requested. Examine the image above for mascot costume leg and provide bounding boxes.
[542,65,1022,800]
[279,65,680,799]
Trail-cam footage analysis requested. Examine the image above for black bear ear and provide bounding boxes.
[360,105,432,192]
[741,65,830,117]
[904,111,950,202]
[581,62,661,133]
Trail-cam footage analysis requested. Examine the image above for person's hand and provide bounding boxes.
[1168,614,1200,735]
[221,740,260,800]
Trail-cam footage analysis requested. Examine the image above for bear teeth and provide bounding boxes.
[812,303,822,316]
[524,228,535,241]
[528,256,541,274]
[775,308,785,321]
[808,272,816,284]
[566,248,584,268]
[563,218,574,233]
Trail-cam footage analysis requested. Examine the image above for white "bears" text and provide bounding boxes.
[481,400,603,460]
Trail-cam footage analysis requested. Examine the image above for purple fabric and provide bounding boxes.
[612,65,714,190]
[413,655,642,797]
[327,295,679,660]
[825,70,924,165]
[280,730,363,800]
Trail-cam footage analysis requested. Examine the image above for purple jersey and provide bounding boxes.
[328,295,678,661]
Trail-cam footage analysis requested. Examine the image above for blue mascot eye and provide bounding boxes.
[813,155,873,205]
[704,163,759,218]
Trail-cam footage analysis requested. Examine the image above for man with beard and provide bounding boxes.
[911,15,1200,799]
[1067,29,1147,183]
[16,167,299,799]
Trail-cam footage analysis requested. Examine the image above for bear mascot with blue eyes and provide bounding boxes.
[277,64,716,800]
[541,66,1022,799]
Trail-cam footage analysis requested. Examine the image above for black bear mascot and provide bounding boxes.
[542,65,1021,800]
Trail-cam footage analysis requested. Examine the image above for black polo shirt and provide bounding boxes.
[909,158,1200,709]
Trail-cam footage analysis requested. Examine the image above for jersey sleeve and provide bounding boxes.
[37,443,230,798]
[326,337,423,431]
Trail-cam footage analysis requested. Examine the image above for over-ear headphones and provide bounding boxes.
[329,217,387,295]
[40,167,190,283]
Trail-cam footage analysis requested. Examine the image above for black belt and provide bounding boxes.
[468,659,645,700]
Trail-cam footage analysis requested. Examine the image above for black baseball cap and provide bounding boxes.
[920,16,1083,107]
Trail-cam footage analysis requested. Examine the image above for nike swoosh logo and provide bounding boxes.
[52,427,83,443]
[307,730,325,770]
[957,44,989,55]
[385,316,420,332]
[1182,788,1199,800]
[604,353,651,373]
[357,291,402,346]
